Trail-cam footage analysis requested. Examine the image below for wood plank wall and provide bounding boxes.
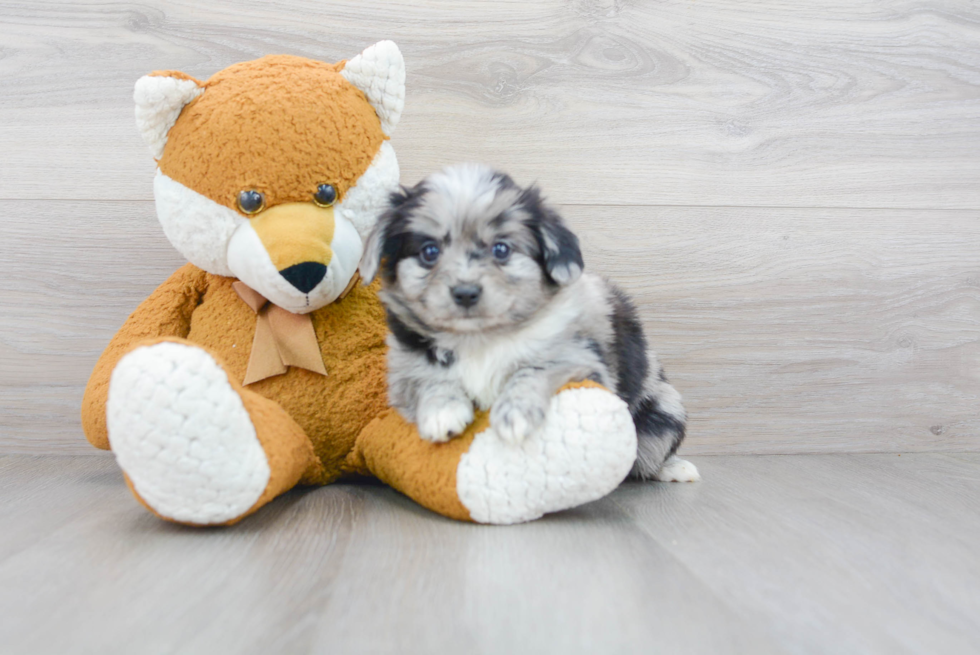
[1,0,978,455]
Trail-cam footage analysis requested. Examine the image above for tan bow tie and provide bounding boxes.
[232,274,359,385]
[233,281,327,385]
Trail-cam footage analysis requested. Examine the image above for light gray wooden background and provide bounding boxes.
[2,0,979,457]
[3,3,980,654]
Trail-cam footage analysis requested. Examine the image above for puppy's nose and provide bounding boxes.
[279,262,326,294]
[451,284,482,308]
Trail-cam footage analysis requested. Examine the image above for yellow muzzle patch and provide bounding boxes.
[249,202,335,271]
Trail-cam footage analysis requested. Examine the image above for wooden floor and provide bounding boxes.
[1,452,978,654]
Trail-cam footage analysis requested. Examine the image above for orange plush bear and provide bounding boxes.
[81,41,638,526]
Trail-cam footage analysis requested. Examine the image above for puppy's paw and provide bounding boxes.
[654,456,701,482]
[491,394,547,445]
[417,399,474,443]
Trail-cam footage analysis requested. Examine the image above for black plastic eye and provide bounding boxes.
[419,242,441,266]
[492,242,512,262]
[313,184,337,207]
[237,190,265,215]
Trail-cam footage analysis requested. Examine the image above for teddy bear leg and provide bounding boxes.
[354,381,637,524]
[107,340,317,526]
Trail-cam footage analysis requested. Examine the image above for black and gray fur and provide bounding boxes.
[359,163,693,481]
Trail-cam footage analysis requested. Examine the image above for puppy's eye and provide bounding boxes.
[313,184,337,207]
[237,190,265,215]
[492,242,512,262]
[419,242,441,266]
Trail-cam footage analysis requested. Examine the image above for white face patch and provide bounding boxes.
[152,139,399,312]
[337,141,400,243]
[227,213,362,314]
[156,171,362,312]
[154,171,245,277]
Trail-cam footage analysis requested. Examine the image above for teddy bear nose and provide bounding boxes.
[279,262,326,294]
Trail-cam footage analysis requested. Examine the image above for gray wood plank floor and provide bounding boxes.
[1,453,978,655]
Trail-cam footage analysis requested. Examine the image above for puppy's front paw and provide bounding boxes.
[491,394,547,445]
[417,400,474,443]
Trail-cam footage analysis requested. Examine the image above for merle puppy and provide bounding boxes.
[359,164,698,481]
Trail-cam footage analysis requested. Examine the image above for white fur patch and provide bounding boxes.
[107,342,270,525]
[491,396,542,444]
[444,279,600,409]
[340,40,405,136]
[155,172,365,313]
[424,163,506,222]
[654,456,701,483]
[548,262,582,286]
[338,141,400,242]
[417,399,474,443]
[134,76,203,160]
[226,212,362,314]
[154,171,245,277]
[457,386,637,524]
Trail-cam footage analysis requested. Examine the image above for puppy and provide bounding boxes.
[359,164,698,481]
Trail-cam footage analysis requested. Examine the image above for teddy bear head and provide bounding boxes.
[134,41,404,313]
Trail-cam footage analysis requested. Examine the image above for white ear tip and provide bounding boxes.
[341,40,406,136]
[134,75,202,160]
[550,263,582,286]
[357,257,379,284]
[356,40,405,74]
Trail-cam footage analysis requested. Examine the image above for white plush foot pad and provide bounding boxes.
[456,387,637,525]
[654,456,701,482]
[107,342,270,525]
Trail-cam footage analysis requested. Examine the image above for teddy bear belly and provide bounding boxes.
[184,275,391,482]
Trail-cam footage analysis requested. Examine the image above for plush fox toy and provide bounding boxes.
[81,41,639,525]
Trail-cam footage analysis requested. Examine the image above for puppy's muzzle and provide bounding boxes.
[451,284,482,308]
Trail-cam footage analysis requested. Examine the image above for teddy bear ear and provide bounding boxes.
[340,40,406,136]
[134,73,204,159]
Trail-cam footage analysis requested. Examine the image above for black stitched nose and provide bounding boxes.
[279,262,326,294]
[451,284,482,308]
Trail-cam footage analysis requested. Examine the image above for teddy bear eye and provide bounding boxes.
[313,184,337,207]
[237,190,265,215]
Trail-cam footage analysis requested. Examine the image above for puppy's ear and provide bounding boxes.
[523,187,584,286]
[358,191,399,284]
[359,184,421,284]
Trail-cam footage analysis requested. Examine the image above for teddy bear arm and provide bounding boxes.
[80,263,210,449]
[352,381,639,524]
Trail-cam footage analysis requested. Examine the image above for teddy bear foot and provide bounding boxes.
[106,342,271,525]
[456,384,637,524]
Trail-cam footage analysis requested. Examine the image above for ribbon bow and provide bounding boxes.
[233,281,328,385]
[232,274,361,385]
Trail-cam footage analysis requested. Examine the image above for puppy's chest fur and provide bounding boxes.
[440,334,546,409]
[433,290,590,408]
